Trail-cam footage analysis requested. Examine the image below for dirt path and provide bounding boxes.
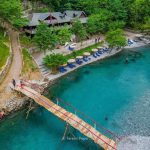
[0,30,22,108]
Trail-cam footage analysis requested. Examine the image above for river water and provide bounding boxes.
[0,46,150,150]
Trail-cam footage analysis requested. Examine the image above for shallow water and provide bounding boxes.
[0,46,150,150]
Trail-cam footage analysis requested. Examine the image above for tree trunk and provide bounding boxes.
[52,67,58,74]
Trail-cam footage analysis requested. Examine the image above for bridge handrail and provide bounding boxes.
[23,80,120,140]
[24,80,121,140]
[55,97,120,140]
[18,84,117,150]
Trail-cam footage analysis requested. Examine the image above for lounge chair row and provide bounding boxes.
[59,48,110,73]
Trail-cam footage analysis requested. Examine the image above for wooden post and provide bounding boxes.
[26,101,35,119]
[62,123,69,141]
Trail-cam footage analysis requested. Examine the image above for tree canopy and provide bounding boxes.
[1,0,149,31]
[0,0,28,28]
[71,20,87,42]
[36,0,150,31]
[33,23,57,53]
[87,9,114,34]
[106,29,127,48]
[43,53,67,73]
[57,26,72,45]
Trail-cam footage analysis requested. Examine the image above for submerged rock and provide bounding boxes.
[117,135,150,150]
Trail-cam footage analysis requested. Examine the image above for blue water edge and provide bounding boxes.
[0,46,150,150]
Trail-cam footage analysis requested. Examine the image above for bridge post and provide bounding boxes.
[57,99,59,105]
[75,111,77,116]
[62,123,69,141]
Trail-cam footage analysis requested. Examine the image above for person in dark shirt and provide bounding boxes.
[12,79,16,87]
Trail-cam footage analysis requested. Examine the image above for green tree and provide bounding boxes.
[106,29,126,48]
[128,0,150,27]
[108,0,127,21]
[75,0,101,14]
[40,0,61,11]
[87,9,113,34]
[71,20,87,43]
[34,23,57,54]
[141,17,150,31]
[57,26,71,45]
[108,21,126,30]
[0,0,28,28]
[43,53,67,73]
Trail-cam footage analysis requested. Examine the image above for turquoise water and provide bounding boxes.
[0,46,150,150]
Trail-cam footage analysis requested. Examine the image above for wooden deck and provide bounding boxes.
[15,85,117,150]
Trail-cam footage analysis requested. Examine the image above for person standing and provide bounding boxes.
[125,57,129,64]
[0,111,4,120]
[95,38,97,44]
[12,79,16,88]
[20,80,24,88]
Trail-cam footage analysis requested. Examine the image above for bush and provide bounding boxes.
[106,29,126,48]
[43,54,67,73]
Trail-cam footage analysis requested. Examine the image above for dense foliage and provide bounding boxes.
[57,26,72,45]
[0,0,28,28]
[71,20,87,42]
[106,29,126,48]
[32,0,150,31]
[0,0,149,30]
[33,23,57,53]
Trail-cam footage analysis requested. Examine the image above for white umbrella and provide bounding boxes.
[60,64,67,67]
[76,56,83,59]
[68,59,75,63]
[92,49,98,52]
[83,52,91,56]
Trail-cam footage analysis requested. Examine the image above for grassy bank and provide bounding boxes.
[0,27,10,70]
[20,34,34,48]
[0,27,9,43]
[22,48,42,80]
[22,48,37,74]
[0,43,9,70]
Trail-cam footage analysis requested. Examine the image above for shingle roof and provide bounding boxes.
[28,10,87,26]
[64,10,86,18]
[50,12,71,24]
[28,13,42,26]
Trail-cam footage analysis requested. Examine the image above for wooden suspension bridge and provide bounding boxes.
[15,82,118,150]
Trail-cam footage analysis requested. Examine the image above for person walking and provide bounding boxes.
[12,79,16,88]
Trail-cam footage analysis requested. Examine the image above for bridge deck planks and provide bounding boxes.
[15,85,116,150]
